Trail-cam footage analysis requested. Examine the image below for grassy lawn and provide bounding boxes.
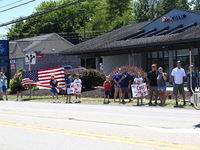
[5,95,194,109]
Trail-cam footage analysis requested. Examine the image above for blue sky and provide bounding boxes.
[0,0,49,35]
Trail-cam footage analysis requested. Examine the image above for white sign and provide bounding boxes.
[69,83,82,94]
[25,53,36,65]
[131,83,148,97]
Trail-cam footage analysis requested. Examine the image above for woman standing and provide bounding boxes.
[187,65,198,97]
[113,69,122,102]
[157,67,167,105]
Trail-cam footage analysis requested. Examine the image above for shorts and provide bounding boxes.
[149,86,158,96]
[173,84,185,95]
[114,84,121,88]
[50,88,58,94]
[0,87,2,92]
[121,87,130,94]
[104,91,111,95]
[2,86,6,92]
[157,86,167,91]
[17,85,23,91]
[66,88,72,95]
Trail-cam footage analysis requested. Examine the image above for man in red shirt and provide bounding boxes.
[103,76,111,104]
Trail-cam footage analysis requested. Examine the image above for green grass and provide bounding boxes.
[5,95,194,109]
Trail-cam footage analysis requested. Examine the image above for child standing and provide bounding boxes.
[134,73,144,106]
[73,74,82,103]
[65,74,72,103]
[50,75,60,103]
[103,76,111,104]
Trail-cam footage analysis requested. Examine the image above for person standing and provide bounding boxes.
[16,72,23,101]
[119,68,132,103]
[113,69,122,102]
[50,75,60,103]
[187,65,198,97]
[147,64,158,105]
[157,67,167,105]
[65,74,72,103]
[0,74,3,101]
[103,76,111,104]
[1,72,8,100]
[133,73,144,106]
[171,60,186,106]
[73,74,82,103]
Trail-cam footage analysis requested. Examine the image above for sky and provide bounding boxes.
[0,0,50,35]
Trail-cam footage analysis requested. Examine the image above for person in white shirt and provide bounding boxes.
[171,60,186,106]
[133,73,144,106]
[73,74,82,103]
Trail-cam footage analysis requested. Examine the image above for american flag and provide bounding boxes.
[22,66,65,89]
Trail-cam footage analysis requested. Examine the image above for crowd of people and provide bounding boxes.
[111,60,199,106]
[0,60,198,106]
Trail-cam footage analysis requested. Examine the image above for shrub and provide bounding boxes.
[9,68,26,93]
[109,66,147,82]
[66,69,106,90]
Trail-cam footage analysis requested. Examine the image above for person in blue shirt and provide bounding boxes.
[0,72,8,100]
[113,69,122,102]
[65,74,73,103]
[119,68,132,103]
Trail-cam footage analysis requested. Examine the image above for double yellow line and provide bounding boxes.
[0,121,199,150]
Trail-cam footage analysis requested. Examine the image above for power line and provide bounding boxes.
[0,0,35,13]
[0,0,86,27]
[0,0,23,9]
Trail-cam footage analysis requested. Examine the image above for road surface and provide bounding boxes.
[0,101,200,150]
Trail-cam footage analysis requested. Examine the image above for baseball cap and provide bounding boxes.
[158,67,163,70]
[177,60,182,64]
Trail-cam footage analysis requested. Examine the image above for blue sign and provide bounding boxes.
[0,40,9,55]
[162,14,186,22]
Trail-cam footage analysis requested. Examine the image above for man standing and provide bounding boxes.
[147,64,158,105]
[171,60,186,106]
[120,68,132,103]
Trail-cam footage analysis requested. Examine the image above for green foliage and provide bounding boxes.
[66,69,106,90]
[32,86,40,91]
[9,68,26,93]
[7,0,135,43]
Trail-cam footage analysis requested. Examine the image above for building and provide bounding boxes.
[10,33,81,77]
[61,9,200,77]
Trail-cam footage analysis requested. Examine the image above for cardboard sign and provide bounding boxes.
[70,83,82,94]
[131,83,148,97]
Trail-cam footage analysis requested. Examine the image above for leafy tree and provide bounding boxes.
[133,0,151,22]
[190,0,200,10]
[7,0,135,43]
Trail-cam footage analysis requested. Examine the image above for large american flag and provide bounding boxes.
[22,66,65,89]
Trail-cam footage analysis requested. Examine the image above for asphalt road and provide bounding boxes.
[0,101,200,150]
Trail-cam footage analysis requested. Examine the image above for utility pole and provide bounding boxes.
[76,10,86,41]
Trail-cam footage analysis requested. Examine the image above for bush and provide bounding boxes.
[109,66,147,82]
[9,68,26,94]
[66,69,106,90]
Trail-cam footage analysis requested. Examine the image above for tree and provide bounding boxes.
[7,0,135,43]
[190,0,200,10]
[133,0,152,22]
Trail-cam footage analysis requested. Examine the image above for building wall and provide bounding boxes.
[102,53,147,75]
[103,54,129,75]
[10,54,81,78]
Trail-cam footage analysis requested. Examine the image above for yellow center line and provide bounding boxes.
[0,121,199,150]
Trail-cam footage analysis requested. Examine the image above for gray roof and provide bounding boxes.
[61,9,200,55]
[10,33,74,53]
